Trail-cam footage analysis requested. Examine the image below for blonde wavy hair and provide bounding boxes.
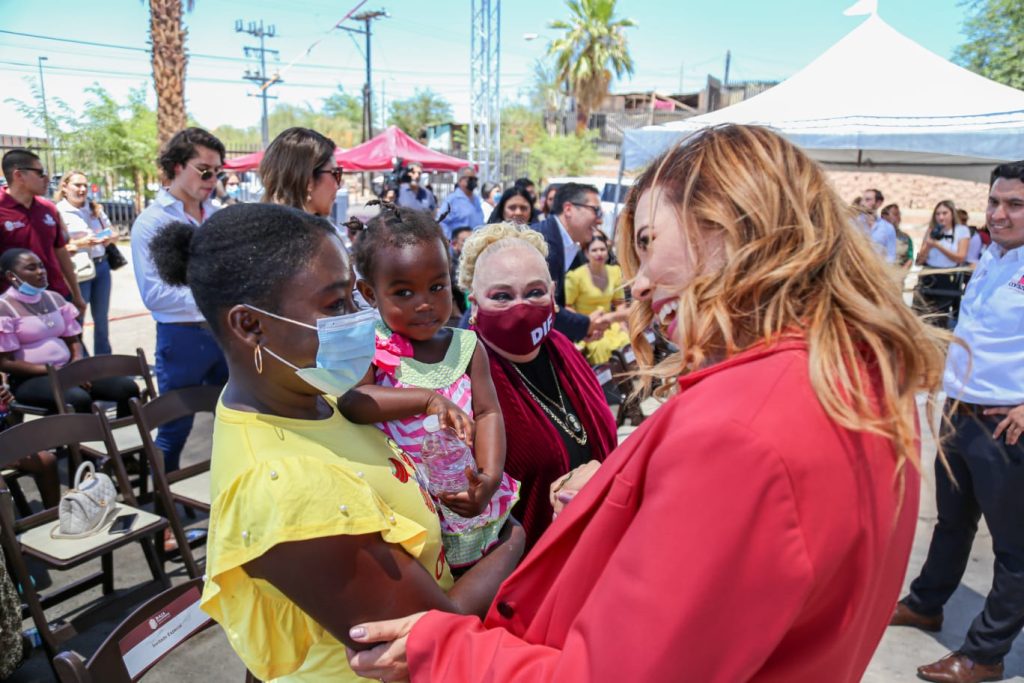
[457,222,549,292]
[55,170,103,219]
[617,124,950,474]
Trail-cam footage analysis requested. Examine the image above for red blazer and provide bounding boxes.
[408,339,919,682]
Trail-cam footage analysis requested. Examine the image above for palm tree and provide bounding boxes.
[547,0,637,133]
[148,0,193,147]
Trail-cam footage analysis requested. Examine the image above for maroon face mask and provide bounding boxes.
[474,302,554,355]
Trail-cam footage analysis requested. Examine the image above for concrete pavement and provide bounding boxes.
[9,241,1023,681]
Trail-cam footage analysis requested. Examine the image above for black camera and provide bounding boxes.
[930,226,946,240]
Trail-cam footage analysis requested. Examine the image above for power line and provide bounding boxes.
[0,28,527,77]
[235,19,281,146]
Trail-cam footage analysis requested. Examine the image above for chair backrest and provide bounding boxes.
[52,578,214,683]
[0,412,131,527]
[49,349,157,416]
[0,413,108,471]
[131,386,221,434]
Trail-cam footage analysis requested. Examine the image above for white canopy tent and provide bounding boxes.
[619,14,1024,183]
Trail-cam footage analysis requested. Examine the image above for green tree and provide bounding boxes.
[59,86,159,210]
[6,83,160,209]
[322,86,363,125]
[953,0,1024,89]
[501,104,545,151]
[526,131,600,180]
[388,89,453,139]
[548,0,636,132]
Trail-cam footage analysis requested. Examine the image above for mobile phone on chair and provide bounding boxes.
[108,513,138,535]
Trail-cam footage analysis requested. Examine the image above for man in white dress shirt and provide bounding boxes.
[131,128,228,472]
[861,188,898,264]
[890,161,1024,683]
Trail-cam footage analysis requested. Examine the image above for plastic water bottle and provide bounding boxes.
[420,414,481,533]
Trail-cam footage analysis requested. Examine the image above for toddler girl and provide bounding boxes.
[339,203,519,569]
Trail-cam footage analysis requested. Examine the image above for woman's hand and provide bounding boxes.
[424,393,475,445]
[439,467,497,517]
[347,612,427,682]
[550,459,602,517]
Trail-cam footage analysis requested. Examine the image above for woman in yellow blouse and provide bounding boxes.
[147,203,523,682]
[565,234,631,364]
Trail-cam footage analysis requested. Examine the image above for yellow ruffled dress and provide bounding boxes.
[200,398,453,682]
[564,264,631,365]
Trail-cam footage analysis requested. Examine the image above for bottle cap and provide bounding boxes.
[423,414,440,432]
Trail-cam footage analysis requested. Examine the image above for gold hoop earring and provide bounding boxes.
[254,344,264,374]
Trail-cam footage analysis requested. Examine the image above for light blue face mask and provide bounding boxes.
[14,276,46,297]
[247,305,379,396]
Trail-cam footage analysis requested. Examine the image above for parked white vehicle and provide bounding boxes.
[546,175,634,236]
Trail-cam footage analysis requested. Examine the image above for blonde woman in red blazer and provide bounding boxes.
[347,125,951,682]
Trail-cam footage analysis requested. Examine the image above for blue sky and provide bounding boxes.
[0,0,968,139]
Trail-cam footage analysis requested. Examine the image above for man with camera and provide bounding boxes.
[396,162,436,213]
[890,161,1024,683]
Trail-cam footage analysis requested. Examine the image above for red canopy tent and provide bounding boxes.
[335,126,470,172]
[223,127,467,173]
[222,150,266,172]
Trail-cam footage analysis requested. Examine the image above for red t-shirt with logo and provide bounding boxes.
[0,189,70,297]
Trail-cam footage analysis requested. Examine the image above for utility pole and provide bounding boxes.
[470,0,501,184]
[37,56,53,174]
[723,49,732,88]
[235,19,281,148]
[341,10,388,143]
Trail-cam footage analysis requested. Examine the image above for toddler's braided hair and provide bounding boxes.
[353,200,449,282]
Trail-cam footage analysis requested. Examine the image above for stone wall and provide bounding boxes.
[827,170,989,214]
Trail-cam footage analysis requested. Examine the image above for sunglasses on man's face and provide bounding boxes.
[18,167,48,178]
[316,168,344,185]
[189,163,222,181]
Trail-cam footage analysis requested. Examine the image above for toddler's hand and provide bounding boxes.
[424,394,475,445]
[439,467,496,518]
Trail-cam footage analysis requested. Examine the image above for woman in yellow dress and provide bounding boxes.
[565,234,631,365]
[147,203,524,682]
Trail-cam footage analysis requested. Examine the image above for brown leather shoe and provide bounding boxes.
[917,652,1004,683]
[890,601,943,632]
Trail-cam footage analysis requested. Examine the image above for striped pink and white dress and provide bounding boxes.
[373,324,520,568]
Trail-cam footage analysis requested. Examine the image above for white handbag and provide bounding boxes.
[72,250,96,283]
[51,462,119,539]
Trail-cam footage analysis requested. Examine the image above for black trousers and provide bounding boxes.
[11,374,139,418]
[913,270,962,328]
[904,407,1024,664]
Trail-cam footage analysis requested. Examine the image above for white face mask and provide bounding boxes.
[247,305,379,396]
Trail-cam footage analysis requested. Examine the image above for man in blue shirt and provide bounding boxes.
[890,161,1024,683]
[131,128,229,473]
[437,166,483,238]
[861,188,897,263]
[396,163,436,213]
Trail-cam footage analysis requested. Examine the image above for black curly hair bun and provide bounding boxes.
[149,221,195,287]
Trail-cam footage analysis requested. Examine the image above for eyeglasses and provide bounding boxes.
[571,202,603,219]
[316,168,344,185]
[17,167,48,178]
[189,163,222,181]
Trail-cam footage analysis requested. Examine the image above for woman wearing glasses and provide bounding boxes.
[260,127,343,218]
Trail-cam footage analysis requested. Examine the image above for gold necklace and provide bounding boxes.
[511,359,588,446]
[18,294,56,328]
